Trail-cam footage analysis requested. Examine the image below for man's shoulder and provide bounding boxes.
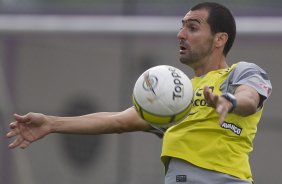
[235,61,258,68]
[232,61,265,73]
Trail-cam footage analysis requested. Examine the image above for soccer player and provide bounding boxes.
[6,2,272,184]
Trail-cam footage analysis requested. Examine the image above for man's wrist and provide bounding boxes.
[221,93,237,113]
[46,115,56,133]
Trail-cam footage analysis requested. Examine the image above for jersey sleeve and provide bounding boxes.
[144,125,167,138]
[224,61,272,108]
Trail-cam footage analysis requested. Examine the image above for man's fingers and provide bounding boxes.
[6,129,19,138]
[8,136,24,149]
[20,140,31,149]
[218,107,226,125]
[14,113,31,124]
[219,114,226,125]
[203,86,211,100]
[9,122,18,129]
[203,85,231,125]
[203,85,219,108]
[217,104,229,125]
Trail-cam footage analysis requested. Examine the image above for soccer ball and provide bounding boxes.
[132,65,193,128]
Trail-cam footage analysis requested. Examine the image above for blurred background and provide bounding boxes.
[0,0,281,184]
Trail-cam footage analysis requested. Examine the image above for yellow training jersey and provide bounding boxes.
[161,62,272,182]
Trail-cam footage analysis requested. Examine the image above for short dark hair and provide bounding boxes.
[191,2,236,56]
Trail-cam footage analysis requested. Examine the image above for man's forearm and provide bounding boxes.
[48,107,152,135]
[233,85,260,116]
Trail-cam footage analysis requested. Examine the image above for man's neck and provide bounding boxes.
[193,54,228,77]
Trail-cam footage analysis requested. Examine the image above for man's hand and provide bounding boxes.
[6,113,51,149]
[203,86,233,125]
[6,107,152,149]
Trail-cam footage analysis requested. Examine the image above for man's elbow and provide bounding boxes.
[116,119,151,134]
[235,103,258,117]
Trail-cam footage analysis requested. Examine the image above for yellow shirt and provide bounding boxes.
[161,63,271,181]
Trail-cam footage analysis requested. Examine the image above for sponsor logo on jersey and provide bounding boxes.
[176,175,187,182]
[221,122,242,135]
[192,86,215,107]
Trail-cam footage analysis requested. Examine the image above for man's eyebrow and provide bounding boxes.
[182,18,201,24]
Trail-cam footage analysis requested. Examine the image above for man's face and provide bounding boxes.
[177,9,215,67]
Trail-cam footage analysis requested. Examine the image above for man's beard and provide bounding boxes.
[179,41,214,67]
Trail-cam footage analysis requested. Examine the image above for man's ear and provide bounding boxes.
[214,32,228,48]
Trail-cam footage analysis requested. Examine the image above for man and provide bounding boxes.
[7,2,272,184]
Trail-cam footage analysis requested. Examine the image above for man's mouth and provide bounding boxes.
[179,46,187,54]
[180,46,186,51]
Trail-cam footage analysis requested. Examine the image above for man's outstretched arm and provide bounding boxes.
[6,106,152,149]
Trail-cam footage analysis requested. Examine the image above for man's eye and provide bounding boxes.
[189,26,198,32]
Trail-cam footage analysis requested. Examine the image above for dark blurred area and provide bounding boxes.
[0,1,281,184]
[0,0,282,16]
